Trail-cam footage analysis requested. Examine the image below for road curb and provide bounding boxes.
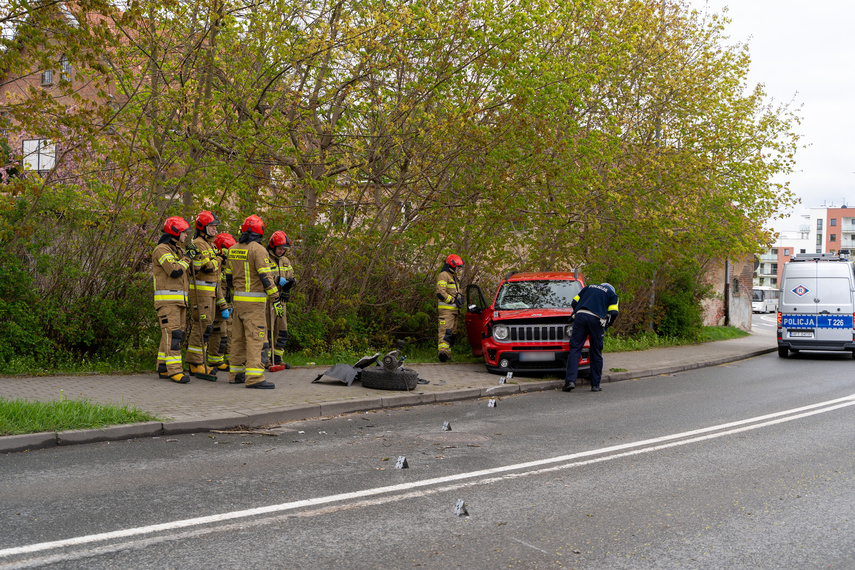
[1,347,777,454]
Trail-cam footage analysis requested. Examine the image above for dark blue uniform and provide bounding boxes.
[564,284,619,391]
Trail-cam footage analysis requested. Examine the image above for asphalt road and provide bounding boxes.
[2,348,855,569]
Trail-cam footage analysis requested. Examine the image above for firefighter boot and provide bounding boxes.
[169,372,191,384]
[208,360,229,371]
[189,363,218,381]
[157,363,169,379]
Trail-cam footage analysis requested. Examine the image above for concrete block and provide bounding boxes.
[162,414,250,435]
[320,398,383,417]
[381,393,436,408]
[434,388,482,402]
[241,406,322,427]
[0,432,57,454]
[519,380,562,393]
[57,421,164,446]
[481,384,520,397]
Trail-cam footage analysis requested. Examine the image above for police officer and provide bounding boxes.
[266,230,295,369]
[225,214,282,388]
[563,283,619,392]
[207,232,236,371]
[436,254,464,362]
[185,211,226,379]
[152,216,192,384]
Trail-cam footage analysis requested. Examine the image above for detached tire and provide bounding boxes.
[360,367,420,391]
[778,346,788,358]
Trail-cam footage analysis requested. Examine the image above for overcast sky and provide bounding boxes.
[687,0,854,231]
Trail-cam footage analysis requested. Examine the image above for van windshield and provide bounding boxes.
[495,280,582,310]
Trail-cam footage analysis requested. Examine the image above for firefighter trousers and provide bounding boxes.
[207,311,230,366]
[157,304,186,376]
[266,298,288,362]
[186,292,216,365]
[438,308,459,356]
[230,302,268,386]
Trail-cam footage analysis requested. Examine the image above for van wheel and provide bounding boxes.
[777,346,788,358]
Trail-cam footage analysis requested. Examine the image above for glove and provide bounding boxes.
[455,292,465,308]
[273,300,284,318]
[185,243,199,259]
[278,276,288,287]
[220,308,231,320]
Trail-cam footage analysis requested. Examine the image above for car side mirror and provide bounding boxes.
[468,304,481,314]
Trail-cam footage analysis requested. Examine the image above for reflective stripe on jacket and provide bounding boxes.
[436,269,459,310]
[152,243,189,307]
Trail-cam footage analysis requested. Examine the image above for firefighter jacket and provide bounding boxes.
[436,268,460,311]
[152,240,189,308]
[269,252,294,288]
[225,239,278,306]
[189,235,226,309]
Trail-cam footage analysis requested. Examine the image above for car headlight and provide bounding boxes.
[565,324,573,338]
[493,324,509,340]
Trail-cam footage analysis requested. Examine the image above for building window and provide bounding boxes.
[800,249,806,253]
[817,234,823,245]
[784,248,789,256]
[831,234,837,242]
[22,139,56,171]
[831,218,837,226]
[817,219,823,230]
[60,55,72,81]
[40,69,53,86]
[771,248,778,255]
[771,263,778,274]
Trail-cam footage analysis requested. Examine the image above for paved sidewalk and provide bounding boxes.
[0,332,776,452]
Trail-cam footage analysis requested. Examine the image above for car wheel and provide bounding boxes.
[360,367,420,391]
[777,346,788,358]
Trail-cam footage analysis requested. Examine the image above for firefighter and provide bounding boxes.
[225,214,282,389]
[207,232,236,371]
[436,254,464,362]
[266,230,295,369]
[152,216,192,384]
[185,210,223,381]
[563,283,619,393]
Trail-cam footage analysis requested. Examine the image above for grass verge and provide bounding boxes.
[0,396,160,436]
[604,326,749,352]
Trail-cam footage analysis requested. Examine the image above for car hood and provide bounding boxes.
[493,308,574,320]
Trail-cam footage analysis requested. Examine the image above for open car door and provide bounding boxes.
[464,284,490,356]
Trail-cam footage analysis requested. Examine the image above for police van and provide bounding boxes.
[777,253,855,358]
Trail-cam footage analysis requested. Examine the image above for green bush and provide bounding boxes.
[654,262,710,340]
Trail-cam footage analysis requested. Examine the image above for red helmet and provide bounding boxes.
[268,230,291,249]
[195,210,220,231]
[214,232,236,250]
[240,214,265,235]
[446,254,464,270]
[164,216,190,237]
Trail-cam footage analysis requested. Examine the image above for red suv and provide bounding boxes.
[464,271,590,376]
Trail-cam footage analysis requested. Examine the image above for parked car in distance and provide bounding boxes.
[464,271,590,376]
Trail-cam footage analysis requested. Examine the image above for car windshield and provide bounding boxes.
[495,280,582,310]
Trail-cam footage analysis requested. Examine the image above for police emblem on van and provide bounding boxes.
[792,284,810,297]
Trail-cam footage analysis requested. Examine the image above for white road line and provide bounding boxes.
[2,394,854,562]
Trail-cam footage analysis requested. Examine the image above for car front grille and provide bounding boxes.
[497,324,566,343]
